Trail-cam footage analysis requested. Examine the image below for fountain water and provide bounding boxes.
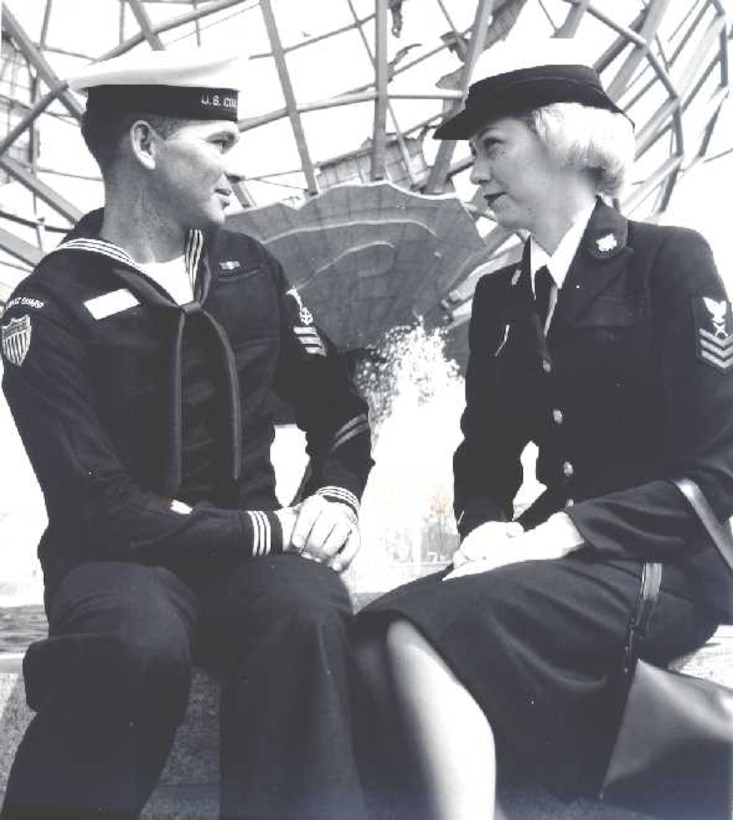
[346,321,464,592]
[0,363,45,609]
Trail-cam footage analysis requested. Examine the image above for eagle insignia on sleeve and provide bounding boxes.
[1,315,32,366]
[694,296,733,372]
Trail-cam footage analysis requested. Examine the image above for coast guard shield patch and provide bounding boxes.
[1,315,32,366]
[694,296,733,372]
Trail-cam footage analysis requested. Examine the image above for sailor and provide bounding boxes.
[1,47,372,820]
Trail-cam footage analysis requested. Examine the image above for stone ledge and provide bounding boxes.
[1,629,731,818]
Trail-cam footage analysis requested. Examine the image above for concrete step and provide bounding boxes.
[1,629,731,818]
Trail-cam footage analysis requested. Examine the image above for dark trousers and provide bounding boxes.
[1,555,371,820]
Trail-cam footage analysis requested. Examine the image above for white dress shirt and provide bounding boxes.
[529,201,596,333]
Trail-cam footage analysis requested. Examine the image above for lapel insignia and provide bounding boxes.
[694,296,733,372]
[596,233,618,254]
[511,268,521,286]
[1,315,32,366]
[220,260,241,272]
[287,287,314,326]
[493,324,510,357]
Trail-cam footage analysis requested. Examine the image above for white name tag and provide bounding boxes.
[84,289,140,320]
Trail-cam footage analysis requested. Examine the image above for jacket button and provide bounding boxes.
[562,461,574,477]
[542,360,552,374]
[552,409,563,425]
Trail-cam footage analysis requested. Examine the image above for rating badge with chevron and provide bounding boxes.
[695,296,733,372]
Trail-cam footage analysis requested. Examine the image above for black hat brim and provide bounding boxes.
[434,65,626,139]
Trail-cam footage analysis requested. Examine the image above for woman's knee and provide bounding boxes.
[385,619,434,662]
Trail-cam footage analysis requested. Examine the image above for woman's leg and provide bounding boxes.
[353,626,434,820]
[385,619,499,820]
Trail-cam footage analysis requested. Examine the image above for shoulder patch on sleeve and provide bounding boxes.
[1,315,32,366]
[5,295,44,312]
[286,287,314,326]
[694,296,733,372]
[286,287,327,356]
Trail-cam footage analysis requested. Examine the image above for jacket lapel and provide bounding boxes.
[499,243,550,361]
[500,243,533,319]
[549,200,634,336]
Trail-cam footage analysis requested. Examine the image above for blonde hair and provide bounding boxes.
[527,102,635,197]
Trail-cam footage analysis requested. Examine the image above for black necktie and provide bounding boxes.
[534,265,554,328]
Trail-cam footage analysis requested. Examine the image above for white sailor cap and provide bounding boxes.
[68,48,243,122]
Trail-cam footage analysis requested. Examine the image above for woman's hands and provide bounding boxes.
[444,513,585,580]
[452,520,525,569]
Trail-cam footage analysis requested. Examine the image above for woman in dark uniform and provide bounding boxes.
[357,42,733,819]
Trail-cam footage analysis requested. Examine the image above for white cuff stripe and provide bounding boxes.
[317,486,360,513]
[261,511,272,555]
[247,511,262,556]
[247,511,273,556]
[255,511,263,556]
[258,511,272,555]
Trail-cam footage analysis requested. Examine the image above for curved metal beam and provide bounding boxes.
[606,0,672,101]
[99,0,246,60]
[1,6,83,120]
[0,155,82,223]
[0,84,67,156]
[259,0,318,196]
[371,0,389,181]
[124,0,165,50]
[425,0,496,194]
[0,226,43,268]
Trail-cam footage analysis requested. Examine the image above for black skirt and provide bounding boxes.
[359,552,718,798]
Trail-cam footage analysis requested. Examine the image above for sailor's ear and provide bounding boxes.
[129,119,158,170]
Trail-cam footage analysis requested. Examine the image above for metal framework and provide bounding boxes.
[0,0,729,303]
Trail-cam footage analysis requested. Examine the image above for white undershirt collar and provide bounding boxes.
[140,255,193,306]
[55,229,205,308]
